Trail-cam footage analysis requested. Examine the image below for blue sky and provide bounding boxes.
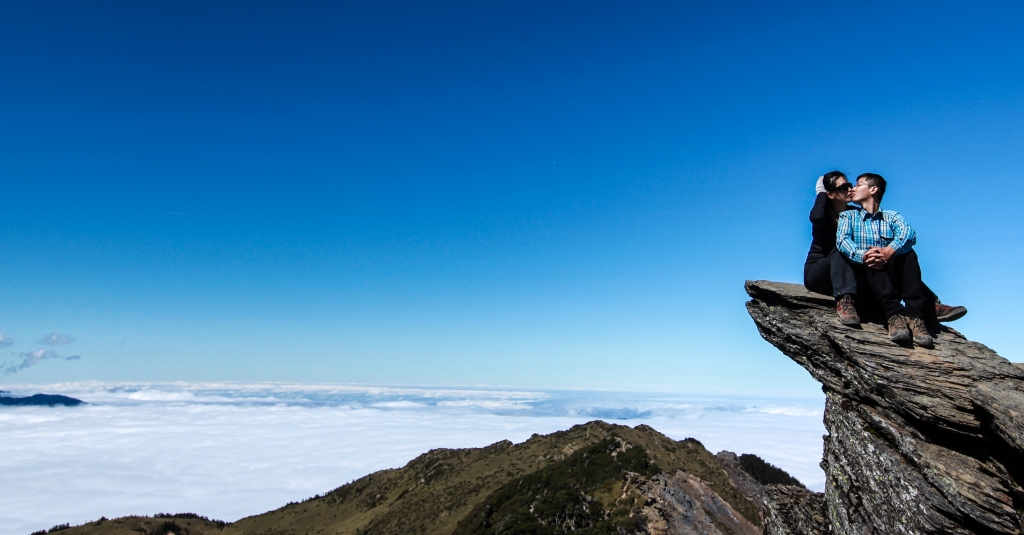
[2,1,1022,392]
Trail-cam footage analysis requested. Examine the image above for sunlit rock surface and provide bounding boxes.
[746,280,1024,535]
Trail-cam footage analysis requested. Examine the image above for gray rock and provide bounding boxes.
[715,450,767,509]
[762,484,829,535]
[638,470,761,535]
[745,280,1024,535]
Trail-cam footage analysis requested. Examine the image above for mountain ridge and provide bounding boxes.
[48,421,801,535]
[0,391,84,406]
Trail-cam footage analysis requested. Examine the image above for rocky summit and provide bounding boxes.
[746,280,1024,535]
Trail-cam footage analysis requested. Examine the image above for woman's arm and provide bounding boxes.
[809,191,829,223]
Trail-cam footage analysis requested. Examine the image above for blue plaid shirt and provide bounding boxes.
[836,207,916,264]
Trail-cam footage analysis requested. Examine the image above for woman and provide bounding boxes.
[803,171,967,325]
[803,171,862,325]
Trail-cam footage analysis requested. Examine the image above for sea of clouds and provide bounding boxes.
[0,383,825,535]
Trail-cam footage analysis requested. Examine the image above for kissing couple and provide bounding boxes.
[803,171,966,348]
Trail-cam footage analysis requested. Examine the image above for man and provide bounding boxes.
[836,173,939,347]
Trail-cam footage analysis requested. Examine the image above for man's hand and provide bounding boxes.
[864,246,896,269]
[864,248,885,269]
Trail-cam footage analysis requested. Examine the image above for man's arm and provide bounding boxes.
[885,211,917,255]
[836,212,867,263]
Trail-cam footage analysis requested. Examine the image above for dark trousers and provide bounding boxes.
[852,249,934,321]
[804,248,859,298]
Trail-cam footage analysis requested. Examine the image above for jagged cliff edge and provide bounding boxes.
[745,280,1024,535]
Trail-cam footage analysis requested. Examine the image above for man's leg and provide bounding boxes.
[861,265,904,319]
[828,249,858,297]
[894,251,928,319]
[852,267,882,320]
[893,250,934,347]
[857,263,911,343]
[828,250,861,326]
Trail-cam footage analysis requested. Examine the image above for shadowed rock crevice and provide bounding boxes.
[746,280,1024,535]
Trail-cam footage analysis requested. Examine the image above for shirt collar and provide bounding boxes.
[856,206,883,221]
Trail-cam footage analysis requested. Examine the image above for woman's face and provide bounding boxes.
[827,178,853,202]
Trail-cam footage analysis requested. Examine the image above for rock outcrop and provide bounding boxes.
[746,280,1024,535]
[761,485,828,535]
[638,470,760,535]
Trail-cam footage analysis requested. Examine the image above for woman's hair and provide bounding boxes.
[822,170,848,222]
[822,170,848,192]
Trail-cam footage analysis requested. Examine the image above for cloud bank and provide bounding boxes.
[0,383,825,535]
[3,349,82,375]
[0,333,12,348]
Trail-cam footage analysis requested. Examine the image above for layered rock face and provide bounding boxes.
[746,280,1024,535]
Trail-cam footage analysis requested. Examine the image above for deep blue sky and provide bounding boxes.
[2,1,1022,392]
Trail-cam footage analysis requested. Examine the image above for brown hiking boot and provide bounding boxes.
[836,294,860,326]
[935,299,967,322]
[908,317,934,348]
[887,315,912,344]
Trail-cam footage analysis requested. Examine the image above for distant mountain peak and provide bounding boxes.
[0,392,84,407]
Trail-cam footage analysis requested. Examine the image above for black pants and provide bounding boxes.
[852,249,935,321]
[804,248,859,297]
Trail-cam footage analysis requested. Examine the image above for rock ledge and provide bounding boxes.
[746,280,1024,535]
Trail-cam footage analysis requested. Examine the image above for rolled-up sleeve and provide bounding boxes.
[836,212,866,263]
[886,212,916,255]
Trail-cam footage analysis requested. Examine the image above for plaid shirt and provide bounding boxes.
[836,207,916,264]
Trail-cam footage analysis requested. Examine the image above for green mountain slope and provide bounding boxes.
[53,421,799,535]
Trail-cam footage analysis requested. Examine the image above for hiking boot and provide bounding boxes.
[887,315,912,344]
[836,294,861,326]
[908,317,934,348]
[935,299,967,323]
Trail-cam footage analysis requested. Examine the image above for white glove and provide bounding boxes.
[815,176,826,195]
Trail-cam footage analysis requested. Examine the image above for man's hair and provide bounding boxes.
[822,170,847,192]
[857,173,887,203]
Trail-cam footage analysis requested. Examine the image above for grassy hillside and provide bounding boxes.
[452,437,660,534]
[34,515,225,535]
[53,421,765,535]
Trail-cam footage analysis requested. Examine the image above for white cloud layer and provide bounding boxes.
[0,383,825,535]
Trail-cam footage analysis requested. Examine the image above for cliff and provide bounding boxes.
[746,280,1024,535]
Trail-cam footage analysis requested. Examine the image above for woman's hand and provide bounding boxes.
[815,176,826,194]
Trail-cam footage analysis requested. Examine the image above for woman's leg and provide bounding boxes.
[804,258,833,295]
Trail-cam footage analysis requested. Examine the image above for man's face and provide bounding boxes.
[851,178,875,204]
